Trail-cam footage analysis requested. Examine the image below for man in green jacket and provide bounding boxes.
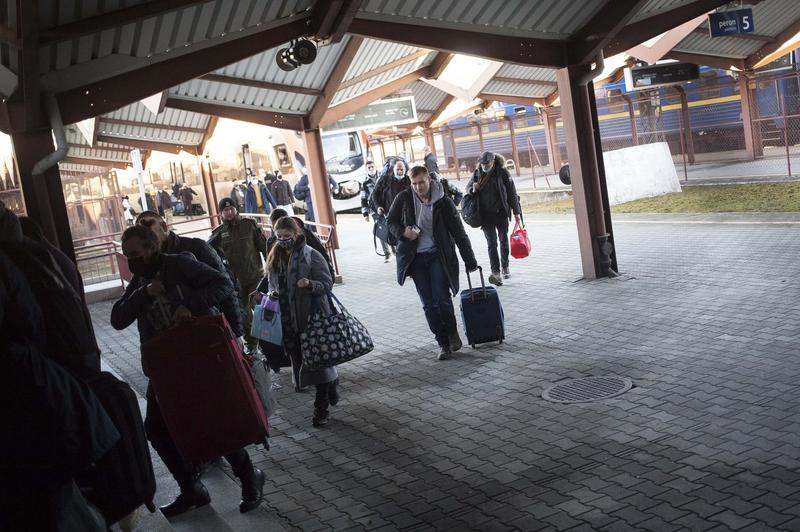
[208,197,267,353]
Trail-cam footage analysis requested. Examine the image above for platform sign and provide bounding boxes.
[708,8,753,37]
[322,96,417,134]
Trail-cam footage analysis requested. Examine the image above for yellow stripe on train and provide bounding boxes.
[454,94,742,143]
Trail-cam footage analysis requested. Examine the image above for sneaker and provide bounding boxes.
[488,272,503,286]
[312,408,329,427]
[502,267,510,279]
[448,332,463,353]
[437,346,452,361]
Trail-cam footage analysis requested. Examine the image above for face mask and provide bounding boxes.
[367,169,376,177]
[480,164,491,173]
[277,238,294,249]
[394,170,404,179]
[128,252,161,278]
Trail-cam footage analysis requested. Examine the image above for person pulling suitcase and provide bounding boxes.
[110,225,265,517]
[387,166,479,360]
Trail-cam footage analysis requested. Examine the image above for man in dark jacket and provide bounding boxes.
[111,225,264,517]
[423,146,440,174]
[270,173,295,214]
[179,183,198,217]
[135,211,244,339]
[372,158,410,216]
[293,172,339,225]
[464,151,521,286]
[361,160,392,261]
[388,166,478,360]
[208,198,268,353]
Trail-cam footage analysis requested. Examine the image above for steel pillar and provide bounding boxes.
[301,129,339,248]
[622,94,638,146]
[424,129,437,157]
[556,65,616,279]
[675,86,695,164]
[12,129,75,262]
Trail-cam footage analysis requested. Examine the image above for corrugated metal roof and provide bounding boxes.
[343,39,429,81]
[482,80,556,98]
[358,0,607,39]
[495,64,558,82]
[97,123,205,147]
[408,81,449,114]
[106,102,210,129]
[332,50,435,105]
[65,127,133,163]
[34,0,315,74]
[672,0,800,59]
[59,162,118,174]
[630,0,696,22]
[214,36,349,91]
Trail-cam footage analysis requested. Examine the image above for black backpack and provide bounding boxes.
[461,193,482,228]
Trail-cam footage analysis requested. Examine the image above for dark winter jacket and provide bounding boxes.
[165,232,244,337]
[360,173,380,216]
[244,181,277,214]
[431,172,463,207]
[208,215,267,289]
[424,152,440,174]
[372,173,411,214]
[293,174,339,209]
[464,154,521,221]
[270,179,294,205]
[387,183,477,296]
[110,253,233,367]
[179,187,197,206]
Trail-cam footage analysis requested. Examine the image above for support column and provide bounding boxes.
[542,108,562,172]
[556,65,616,279]
[675,86,695,164]
[506,117,521,177]
[448,127,460,180]
[740,72,763,160]
[424,129,437,157]
[477,120,485,152]
[301,129,338,248]
[199,157,219,227]
[622,94,638,146]
[12,129,75,261]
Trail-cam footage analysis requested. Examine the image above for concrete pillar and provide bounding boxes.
[740,72,763,160]
[301,129,338,248]
[542,108,562,172]
[12,129,75,261]
[556,65,616,279]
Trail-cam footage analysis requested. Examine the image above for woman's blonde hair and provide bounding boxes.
[265,216,303,273]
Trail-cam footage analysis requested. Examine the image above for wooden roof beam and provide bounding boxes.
[746,18,800,69]
[477,93,546,107]
[349,18,567,68]
[40,0,211,44]
[198,115,218,155]
[56,16,310,125]
[312,0,361,43]
[424,94,455,129]
[605,0,731,57]
[426,52,453,80]
[96,134,194,155]
[338,49,431,90]
[165,97,308,131]
[307,36,364,129]
[490,77,558,87]
[569,0,649,65]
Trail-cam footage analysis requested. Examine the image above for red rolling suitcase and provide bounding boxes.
[142,314,268,463]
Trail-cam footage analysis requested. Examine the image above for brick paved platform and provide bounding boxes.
[91,213,800,531]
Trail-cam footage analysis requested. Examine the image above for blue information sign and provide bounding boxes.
[708,8,754,37]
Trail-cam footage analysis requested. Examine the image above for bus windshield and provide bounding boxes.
[323,132,363,175]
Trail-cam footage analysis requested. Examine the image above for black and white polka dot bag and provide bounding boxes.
[301,290,374,371]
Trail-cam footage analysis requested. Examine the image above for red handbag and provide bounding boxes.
[510,218,531,259]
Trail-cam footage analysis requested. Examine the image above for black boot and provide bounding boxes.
[312,407,329,427]
[160,481,210,518]
[327,379,340,407]
[239,468,265,513]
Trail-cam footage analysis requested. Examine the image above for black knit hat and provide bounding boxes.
[218,197,237,211]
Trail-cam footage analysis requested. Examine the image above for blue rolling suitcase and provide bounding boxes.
[460,267,505,348]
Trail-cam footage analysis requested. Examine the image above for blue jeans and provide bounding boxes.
[410,252,457,348]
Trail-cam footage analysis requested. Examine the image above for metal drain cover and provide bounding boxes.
[542,376,632,403]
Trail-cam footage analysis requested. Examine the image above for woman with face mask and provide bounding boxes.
[258,216,339,427]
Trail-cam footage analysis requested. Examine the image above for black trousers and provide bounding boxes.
[314,382,331,411]
[481,211,510,273]
[144,384,253,489]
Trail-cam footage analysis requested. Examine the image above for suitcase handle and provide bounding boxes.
[465,266,487,302]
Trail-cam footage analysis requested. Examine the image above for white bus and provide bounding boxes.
[322,130,368,212]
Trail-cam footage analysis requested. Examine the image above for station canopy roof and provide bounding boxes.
[0,0,798,167]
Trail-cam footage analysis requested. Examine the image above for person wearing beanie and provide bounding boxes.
[208,198,267,354]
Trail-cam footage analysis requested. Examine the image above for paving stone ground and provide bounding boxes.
[91,213,800,531]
